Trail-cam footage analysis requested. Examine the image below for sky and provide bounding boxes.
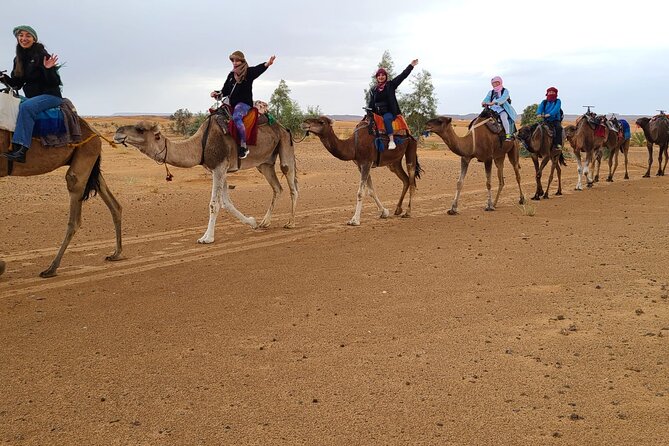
[3,0,668,117]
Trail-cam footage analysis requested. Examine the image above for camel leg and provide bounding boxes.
[508,148,525,205]
[365,174,390,219]
[584,151,594,188]
[41,168,88,278]
[607,145,618,182]
[402,156,417,219]
[530,154,542,201]
[198,165,256,244]
[487,159,498,211]
[658,144,668,176]
[538,156,552,198]
[387,162,409,216]
[643,143,653,177]
[348,163,372,226]
[623,141,630,179]
[555,162,563,195]
[256,163,283,229]
[96,174,123,261]
[278,132,299,228]
[448,157,471,215]
[593,149,602,183]
[574,151,583,190]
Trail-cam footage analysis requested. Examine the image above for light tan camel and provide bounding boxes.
[300,116,420,225]
[517,122,566,199]
[424,114,525,214]
[113,119,298,243]
[636,115,669,177]
[564,113,608,190]
[0,121,123,278]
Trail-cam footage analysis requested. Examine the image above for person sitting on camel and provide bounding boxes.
[367,59,418,150]
[211,50,275,159]
[481,76,517,141]
[536,86,564,151]
[0,25,63,163]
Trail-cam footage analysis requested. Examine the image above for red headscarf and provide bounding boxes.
[375,68,388,92]
[546,87,558,102]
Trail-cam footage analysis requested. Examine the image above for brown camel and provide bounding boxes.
[424,113,525,214]
[300,116,420,225]
[602,117,631,182]
[0,120,123,278]
[517,122,566,200]
[113,118,298,243]
[563,113,608,190]
[636,115,669,177]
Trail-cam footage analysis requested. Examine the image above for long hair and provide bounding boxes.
[13,41,47,78]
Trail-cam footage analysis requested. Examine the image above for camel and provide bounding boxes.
[636,115,669,177]
[300,115,420,225]
[113,118,298,243]
[602,117,631,182]
[424,113,525,214]
[0,120,123,278]
[563,113,609,190]
[517,122,567,200]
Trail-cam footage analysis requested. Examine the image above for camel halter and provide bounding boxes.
[464,118,492,153]
[154,137,174,181]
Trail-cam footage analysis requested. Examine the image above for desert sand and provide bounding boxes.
[0,118,667,445]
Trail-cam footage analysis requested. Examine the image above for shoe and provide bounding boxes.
[388,140,397,150]
[1,143,29,163]
[238,144,249,159]
[505,134,513,141]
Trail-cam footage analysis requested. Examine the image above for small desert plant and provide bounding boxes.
[517,201,536,217]
[631,131,646,147]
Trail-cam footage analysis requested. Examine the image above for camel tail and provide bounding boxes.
[415,157,424,179]
[559,152,567,166]
[82,156,102,201]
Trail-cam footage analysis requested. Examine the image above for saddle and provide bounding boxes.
[34,98,83,147]
[469,108,505,140]
[210,105,269,146]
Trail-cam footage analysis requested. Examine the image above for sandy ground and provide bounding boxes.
[0,119,668,445]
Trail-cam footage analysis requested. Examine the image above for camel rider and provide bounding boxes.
[367,59,418,150]
[536,87,563,150]
[211,51,275,159]
[0,25,63,163]
[482,76,517,141]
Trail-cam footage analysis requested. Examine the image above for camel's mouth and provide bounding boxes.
[113,135,129,147]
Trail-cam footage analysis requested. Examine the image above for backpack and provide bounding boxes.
[491,88,512,104]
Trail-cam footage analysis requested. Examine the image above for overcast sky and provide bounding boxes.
[3,0,668,116]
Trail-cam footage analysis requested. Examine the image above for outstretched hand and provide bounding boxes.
[411,59,419,66]
[266,55,276,67]
[43,54,58,69]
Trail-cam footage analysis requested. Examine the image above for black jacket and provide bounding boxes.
[220,63,268,108]
[367,64,414,116]
[6,44,62,98]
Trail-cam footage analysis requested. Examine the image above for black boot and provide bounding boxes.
[1,143,29,163]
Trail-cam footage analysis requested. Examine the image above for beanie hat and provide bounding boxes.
[13,25,37,42]
[229,50,246,62]
[375,68,388,77]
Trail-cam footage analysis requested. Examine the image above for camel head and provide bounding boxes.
[635,117,650,130]
[424,116,452,134]
[300,116,334,136]
[516,124,536,148]
[114,121,164,158]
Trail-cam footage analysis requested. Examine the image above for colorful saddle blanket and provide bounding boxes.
[228,107,259,146]
[373,114,409,135]
[32,99,82,146]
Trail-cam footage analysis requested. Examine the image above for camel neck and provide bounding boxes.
[318,128,356,161]
[159,133,205,168]
[441,124,472,157]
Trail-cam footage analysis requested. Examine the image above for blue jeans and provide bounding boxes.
[232,102,251,145]
[13,94,63,147]
[382,112,395,135]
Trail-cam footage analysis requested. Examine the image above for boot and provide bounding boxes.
[1,143,29,163]
[238,142,249,159]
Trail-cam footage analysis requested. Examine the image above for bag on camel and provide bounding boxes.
[0,90,21,132]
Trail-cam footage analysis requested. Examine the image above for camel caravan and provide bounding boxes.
[2,54,669,278]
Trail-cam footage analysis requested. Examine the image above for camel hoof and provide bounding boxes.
[643,174,650,178]
[555,191,562,196]
[484,206,495,212]
[624,174,629,180]
[393,208,403,216]
[283,222,295,229]
[587,182,593,188]
[518,197,526,205]
[248,218,258,229]
[575,187,582,191]
[531,195,541,201]
[39,269,57,279]
[197,236,215,244]
[447,209,458,216]
[347,219,360,226]
[606,177,613,182]
[401,212,411,219]
[258,220,271,229]
[380,209,390,219]
[105,254,124,262]
[542,194,549,199]
[594,176,599,183]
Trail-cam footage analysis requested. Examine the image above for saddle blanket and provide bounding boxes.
[619,119,631,140]
[373,114,409,135]
[228,107,259,146]
[33,99,82,147]
[594,125,607,138]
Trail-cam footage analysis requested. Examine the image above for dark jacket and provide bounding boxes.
[367,64,414,116]
[6,44,62,98]
[220,63,268,108]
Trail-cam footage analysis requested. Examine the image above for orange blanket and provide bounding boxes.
[228,107,259,146]
[373,114,409,134]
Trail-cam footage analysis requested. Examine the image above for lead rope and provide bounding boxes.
[464,118,492,153]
